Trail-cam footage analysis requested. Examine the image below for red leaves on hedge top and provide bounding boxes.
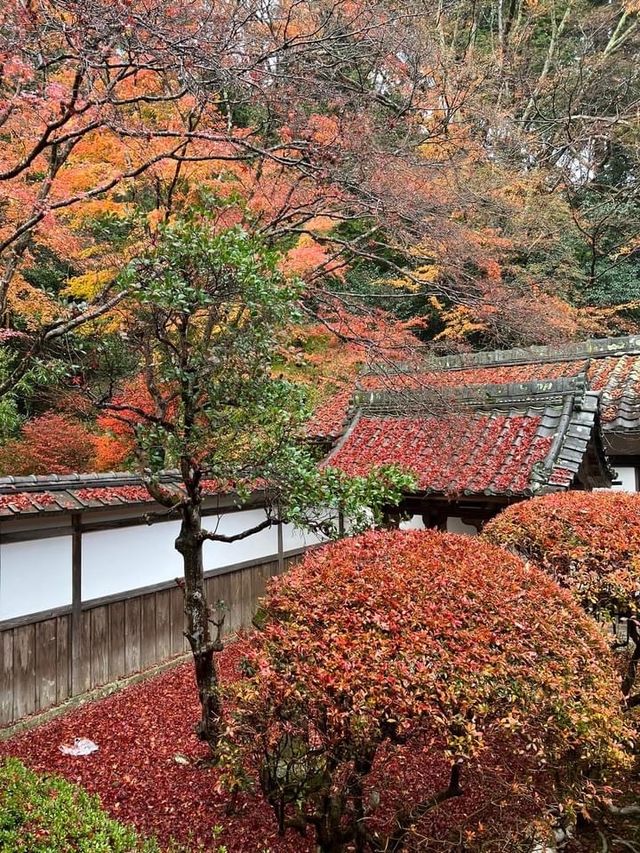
[326,413,552,495]
[484,490,640,611]
[226,530,630,848]
[0,530,631,851]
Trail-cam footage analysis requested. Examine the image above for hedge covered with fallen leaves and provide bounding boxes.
[483,491,640,614]
[223,529,632,852]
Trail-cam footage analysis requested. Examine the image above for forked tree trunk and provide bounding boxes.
[175,502,222,751]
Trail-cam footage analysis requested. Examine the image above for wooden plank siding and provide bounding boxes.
[0,555,296,728]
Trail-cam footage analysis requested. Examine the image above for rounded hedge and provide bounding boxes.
[226,529,631,850]
[0,758,158,853]
[483,491,640,614]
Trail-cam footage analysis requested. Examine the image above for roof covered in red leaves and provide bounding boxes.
[305,362,589,442]
[428,335,640,437]
[0,473,240,518]
[306,388,354,440]
[359,360,588,391]
[328,412,552,495]
[309,336,640,459]
[326,379,612,497]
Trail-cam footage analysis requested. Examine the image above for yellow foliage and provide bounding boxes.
[304,216,337,235]
[434,305,487,342]
[147,209,167,232]
[63,269,118,300]
[7,276,61,328]
[66,199,131,227]
[618,235,640,256]
[383,263,441,292]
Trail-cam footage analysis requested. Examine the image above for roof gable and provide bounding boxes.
[325,379,613,497]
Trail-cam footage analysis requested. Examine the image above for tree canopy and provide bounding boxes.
[1,0,638,465]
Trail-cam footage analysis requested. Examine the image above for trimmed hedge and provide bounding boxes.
[224,529,632,850]
[0,758,159,853]
[483,491,640,614]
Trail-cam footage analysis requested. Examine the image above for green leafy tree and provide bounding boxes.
[85,214,414,751]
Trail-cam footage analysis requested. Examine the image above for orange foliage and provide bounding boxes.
[484,491,640,614]
[0,413,96,475]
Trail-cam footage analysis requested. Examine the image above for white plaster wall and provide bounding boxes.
[400,515,478,536]
[0,536,72,620]
[399,514,425,530]
[400,515,479,536]
[202,510,279,568]
[446,517,478,537]
[282,522,329,551]
[82,509,280,602]
[611,466,637,492]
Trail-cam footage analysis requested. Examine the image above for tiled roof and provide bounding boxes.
[587,356,640,432]
[359,360,588,391]
[0,472,225,518]
[427,335,640,371]
[424,335,640,435]
[307,360,589,441]
[306,389,354,440]
[326,379,612,497]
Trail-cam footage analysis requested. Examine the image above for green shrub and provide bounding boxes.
[0,758,159,853]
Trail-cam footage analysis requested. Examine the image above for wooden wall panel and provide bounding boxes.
[169,587,185,656]
[35,619,57,712]
[90,606,109,689]
[155,591,171,662]
[140,594,157,670]
[1,553,301,729]
[0,629,14,726]
[124,597,142,676]
[108,601,126,682]
[13,624,36,720]
[56,616,71,704]
[227,569,243,636]
[217,573,232,639]
[73,611,92,696]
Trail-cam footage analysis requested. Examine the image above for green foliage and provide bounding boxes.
[278,451,417,537]
[108,213,410,531]
[0,346,68,438]
[88,213,136,247]
[112,217,306,477]
[21,246,77,296]
[0,395,23,442]
[0,758,159,853]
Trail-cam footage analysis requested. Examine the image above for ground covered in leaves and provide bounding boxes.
[0,642,583,852]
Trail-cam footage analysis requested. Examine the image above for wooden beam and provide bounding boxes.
[70,513,82,695]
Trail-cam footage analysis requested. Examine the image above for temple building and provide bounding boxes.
[312,334,640,531]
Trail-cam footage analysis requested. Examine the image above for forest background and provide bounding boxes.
[0,0,638,475]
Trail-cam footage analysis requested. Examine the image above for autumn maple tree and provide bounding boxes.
[223,528,631,852]
[0,411,96,475]
[0,0,469,405]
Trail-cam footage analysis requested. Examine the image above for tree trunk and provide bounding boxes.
[315,794,350,853]
[175,502,222,752]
